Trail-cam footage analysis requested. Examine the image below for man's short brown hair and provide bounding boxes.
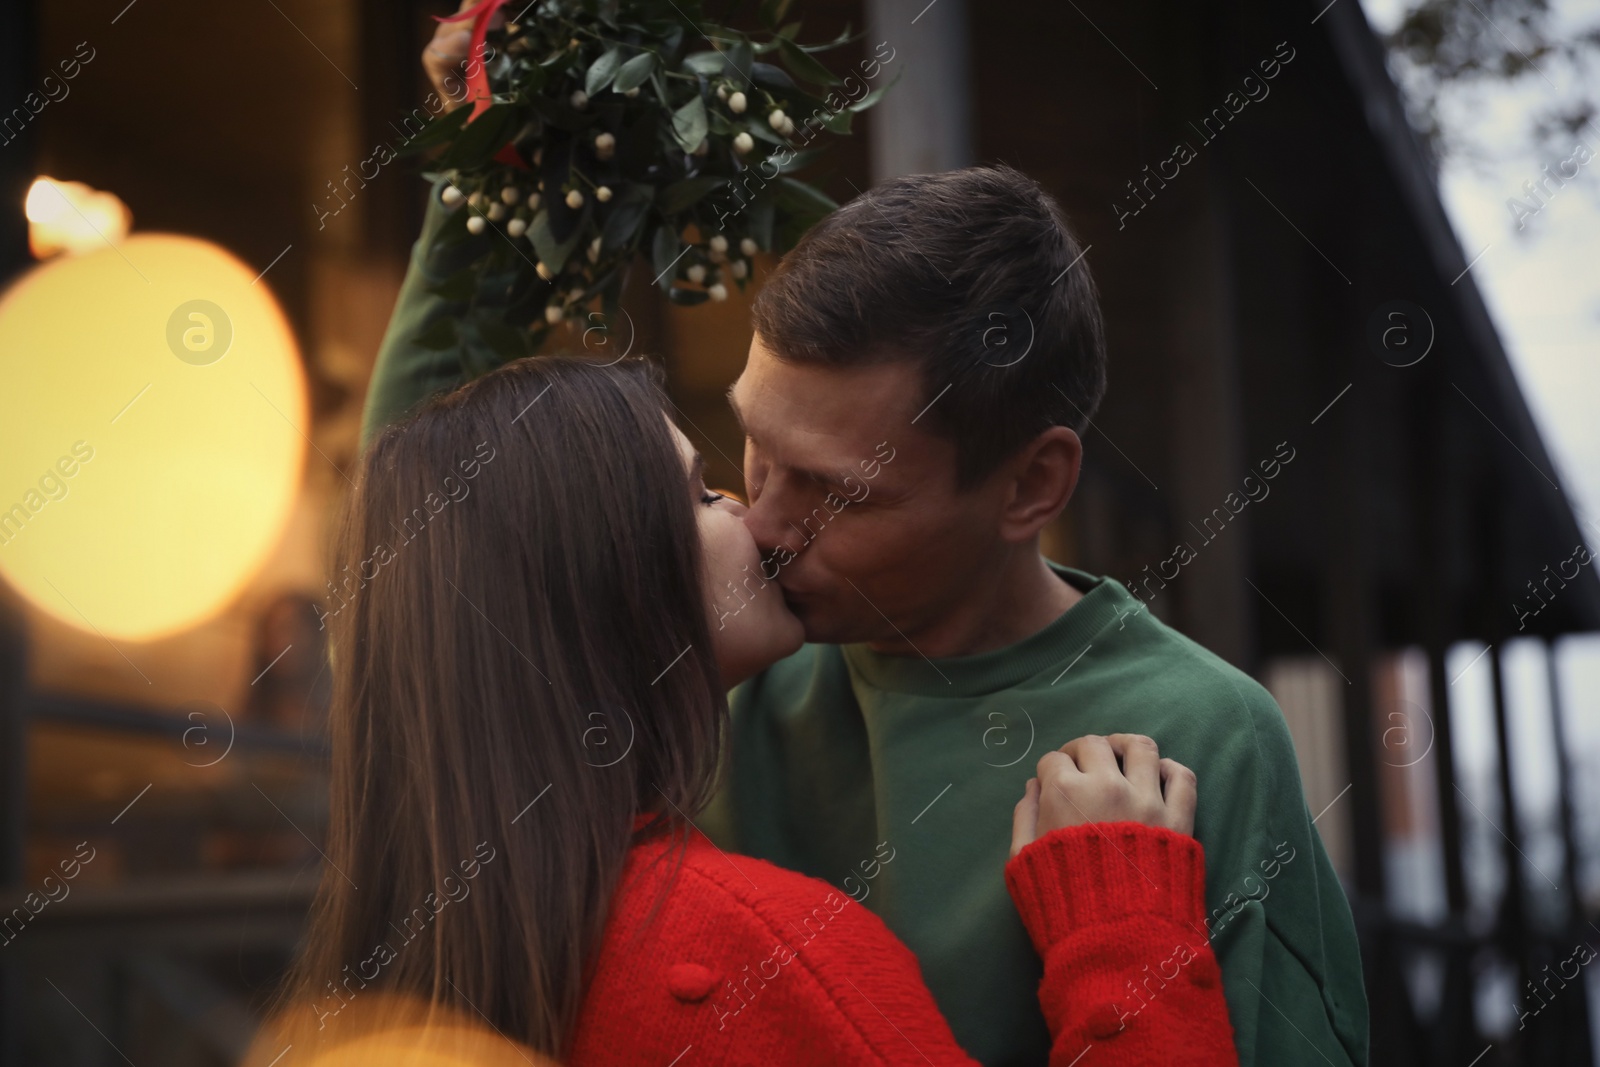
[750,164,1107,487]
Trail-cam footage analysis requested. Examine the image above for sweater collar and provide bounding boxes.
[839,563,1137,698]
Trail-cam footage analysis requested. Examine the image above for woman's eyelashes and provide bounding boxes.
[700,489,726,506]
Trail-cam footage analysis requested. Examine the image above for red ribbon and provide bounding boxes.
[434,0,530,168]
[435,0,510,120]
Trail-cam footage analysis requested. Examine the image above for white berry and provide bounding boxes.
[731,259,748,279]
[596,185,613,202]
[623,86,640,98]
[687,264,707,284]
[500,186,520,204]
[441,185,464,206]
[507,217,528,237]
[740,237,758,257]
[487,203,506,221]
[536,261,554,281]
[466,215,486,234]
[546,304,564,324]
[570,89,589,109]
[708,283,728,301]
[733,132,754,154]
[728,91,747,114]
[566,189,584,209]
[768,109,786,130]
[709,235,728,254]
[594,132,616,159]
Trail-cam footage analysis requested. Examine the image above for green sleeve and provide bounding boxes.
[359,180,478,450]
[1199,678,1370,1067]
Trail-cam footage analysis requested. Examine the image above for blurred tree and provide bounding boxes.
[1380,0,1600,165]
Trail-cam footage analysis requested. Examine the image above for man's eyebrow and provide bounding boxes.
[690,452,706,487]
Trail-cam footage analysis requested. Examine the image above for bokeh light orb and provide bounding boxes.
[0,233,306,641]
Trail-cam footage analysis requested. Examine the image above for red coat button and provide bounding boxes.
[667,963,717,1002]
[1086,1002,1127,1039]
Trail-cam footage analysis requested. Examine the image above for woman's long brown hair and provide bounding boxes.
[272,355,726,1059]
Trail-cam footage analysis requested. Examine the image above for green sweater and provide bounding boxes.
[363,181,1368,1067]
[702,566,1369,1067]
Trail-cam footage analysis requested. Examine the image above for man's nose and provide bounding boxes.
[741,478,806,557]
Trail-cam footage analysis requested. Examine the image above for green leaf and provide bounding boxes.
[778,37,842,85]
[541,47,579,75]
[747,120,788,146]
[586,46,623,96]
[512,61,549,97]
[822,107,853,134]
[750,61,799,96]
[529,207,588,273]
[667,286,711,306]
[670,94,708,152]
[651,224,683,290]
[655,24,686,61]
[601,185,653,251]
[613,51,657,93]
[772,176,838,221]
[850,65,903,112]
[798,24,857,53]
[683,38,752,81]
[747,196,775,251]
[659,176,727,213]
[437,104,521,170]
[775,147,825,174]
[395,104,471,157]
[724,38,755,83]
[681,51,727,76]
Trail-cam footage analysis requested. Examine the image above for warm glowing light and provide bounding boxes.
[242,994,551,1067]
[25,176,133,259]
[0,234,306,641]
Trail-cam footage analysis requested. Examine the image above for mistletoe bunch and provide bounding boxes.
[402,0,891,363]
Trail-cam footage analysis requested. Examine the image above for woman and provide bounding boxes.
[254,354,1236,1067]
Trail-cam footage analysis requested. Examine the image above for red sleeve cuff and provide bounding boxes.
[1003,822,1208,955]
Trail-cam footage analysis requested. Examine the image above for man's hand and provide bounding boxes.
[422,0,502,111]
[1010,734,1196,858]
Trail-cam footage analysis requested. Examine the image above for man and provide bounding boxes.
[368,31,1368,1067]
[693,165,1367,1067]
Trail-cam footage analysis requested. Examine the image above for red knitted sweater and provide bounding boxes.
[566,820,1237,1066]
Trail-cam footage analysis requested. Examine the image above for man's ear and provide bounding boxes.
[997,426,1082,543]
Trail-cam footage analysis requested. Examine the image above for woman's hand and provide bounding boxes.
[422,0,504,111]
[1010,734,1196,858]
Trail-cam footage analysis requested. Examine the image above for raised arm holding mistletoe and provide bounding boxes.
[403,0,894,368]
